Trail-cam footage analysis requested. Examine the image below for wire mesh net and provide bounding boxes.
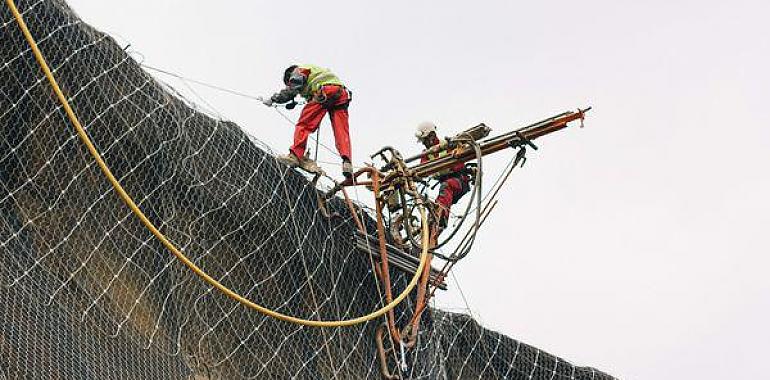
[0,1,615,378]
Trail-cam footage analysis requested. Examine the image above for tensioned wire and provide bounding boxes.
[140,63,346,164]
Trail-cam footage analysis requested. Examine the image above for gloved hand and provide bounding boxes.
[260,96,273,107]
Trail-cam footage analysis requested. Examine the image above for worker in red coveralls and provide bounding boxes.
[415,121,472,234]
[262,64,353,179]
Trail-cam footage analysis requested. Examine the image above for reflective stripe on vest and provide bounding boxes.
[298,64,344,98]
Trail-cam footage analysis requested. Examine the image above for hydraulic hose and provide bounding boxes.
[431,139,483,251]
[7,0,429,327]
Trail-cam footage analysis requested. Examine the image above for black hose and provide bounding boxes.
[401,138,484,256]
[443,146,526,262]
[431,141,484,261]
[430,139,483,250]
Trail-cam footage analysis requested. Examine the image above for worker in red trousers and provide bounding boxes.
[263,64,353,179]
[415,121,472,233]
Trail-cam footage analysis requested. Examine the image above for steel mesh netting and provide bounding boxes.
[0,0,616,379]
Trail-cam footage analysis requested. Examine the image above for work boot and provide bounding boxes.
[277,152,301,167]
[342,159,353,180]
[299,158,322,174]
[277,152,322,174]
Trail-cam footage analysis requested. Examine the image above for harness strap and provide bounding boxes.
[315,85,351,111]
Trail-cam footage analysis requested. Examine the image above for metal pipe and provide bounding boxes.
[341,188,366,234]
[369,168,402,343]
[353,240,447,290]
[397,109,589,183]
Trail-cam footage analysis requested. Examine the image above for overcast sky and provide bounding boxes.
[65,1,769,378]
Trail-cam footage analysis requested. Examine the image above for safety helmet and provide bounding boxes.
[283,65,298,85]
[415,121,437,142]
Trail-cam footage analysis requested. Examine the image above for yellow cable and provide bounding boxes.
[6,0,429,327]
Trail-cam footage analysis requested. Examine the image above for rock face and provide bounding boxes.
[0,1,615,379]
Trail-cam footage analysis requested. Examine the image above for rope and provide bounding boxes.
[313,122,320,162]
[6,0,429,328]
[142,63,344,161]
[142,64,264,102]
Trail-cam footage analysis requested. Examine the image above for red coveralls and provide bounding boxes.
[291,85,352,161]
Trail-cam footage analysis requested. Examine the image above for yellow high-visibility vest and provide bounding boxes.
[298,64,344,99]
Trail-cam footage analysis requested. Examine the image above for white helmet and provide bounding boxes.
[415,121,437,142]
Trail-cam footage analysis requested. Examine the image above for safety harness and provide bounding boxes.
[314,84,352,111]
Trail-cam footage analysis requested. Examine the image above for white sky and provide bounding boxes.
[65,1,769,378]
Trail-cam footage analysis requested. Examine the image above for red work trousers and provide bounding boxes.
[290,85,352,161]
[435,175,470,224]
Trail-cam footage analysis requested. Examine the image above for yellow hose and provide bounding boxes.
[6,0,429,327]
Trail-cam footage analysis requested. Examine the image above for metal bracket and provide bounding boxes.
[509,131,538,151]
